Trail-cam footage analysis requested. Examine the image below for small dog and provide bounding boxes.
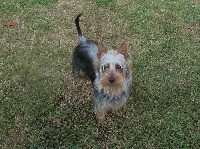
[72,14,132,119]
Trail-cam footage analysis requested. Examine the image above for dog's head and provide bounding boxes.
[95,42,131,96]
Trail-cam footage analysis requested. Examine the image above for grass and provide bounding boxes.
[0,0,199,148]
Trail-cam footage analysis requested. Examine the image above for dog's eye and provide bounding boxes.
[116,64,122,69]
[103,64,109,70]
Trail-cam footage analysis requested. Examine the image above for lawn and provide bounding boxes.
[0,0,199,148]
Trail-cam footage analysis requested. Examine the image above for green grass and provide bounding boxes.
[1,0,199,148]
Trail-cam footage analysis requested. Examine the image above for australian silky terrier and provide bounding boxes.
[72,14,132,119]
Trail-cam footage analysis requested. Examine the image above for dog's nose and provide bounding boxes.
[109,76,115,83]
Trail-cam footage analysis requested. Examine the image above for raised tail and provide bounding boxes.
[75,14,86,42]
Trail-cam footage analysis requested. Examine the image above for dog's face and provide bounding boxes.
[96,42,130,96]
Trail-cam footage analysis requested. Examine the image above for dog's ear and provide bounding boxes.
[118,42,129,59]
[97,42,106,59]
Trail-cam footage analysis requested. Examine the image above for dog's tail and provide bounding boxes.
[75,14,86,42]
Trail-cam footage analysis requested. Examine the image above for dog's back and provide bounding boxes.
[72,14,98,83]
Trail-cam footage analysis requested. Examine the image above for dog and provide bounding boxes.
[72,14,132,119]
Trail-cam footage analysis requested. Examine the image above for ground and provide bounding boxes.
[0,0,199,148]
